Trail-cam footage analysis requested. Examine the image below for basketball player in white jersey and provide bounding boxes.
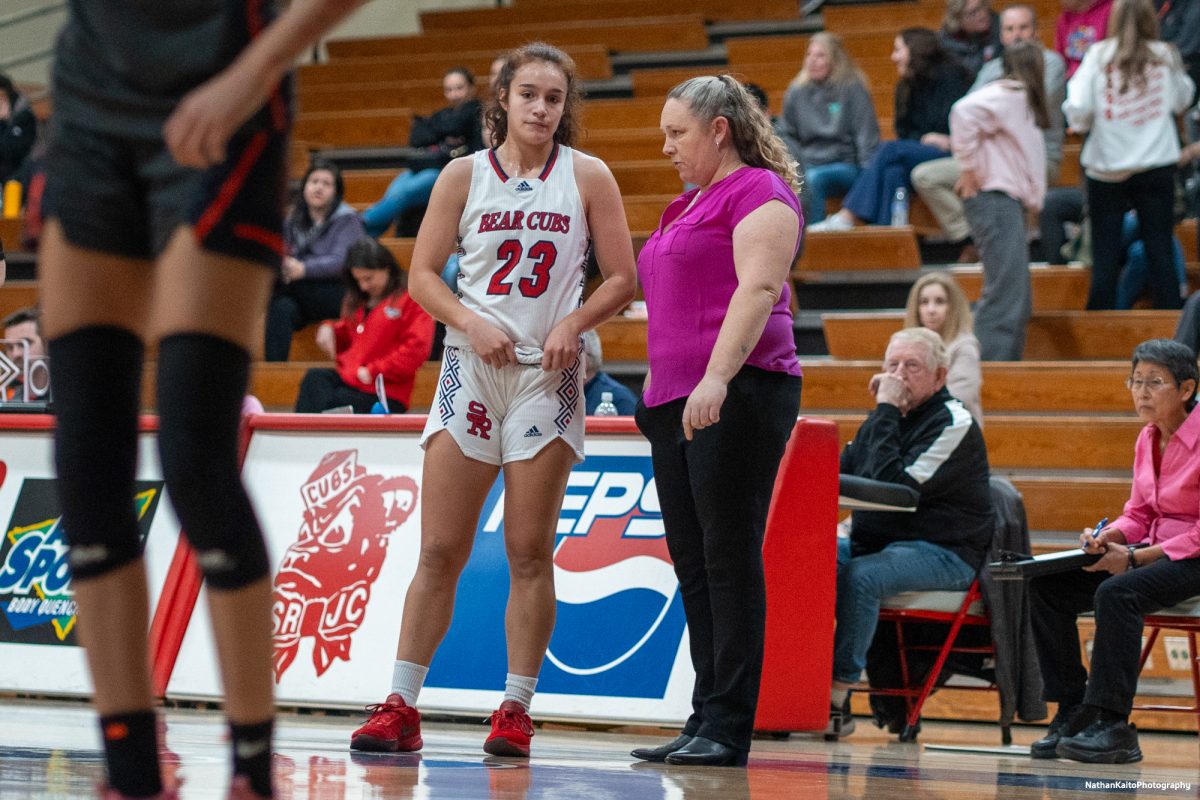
[350,42,636,757]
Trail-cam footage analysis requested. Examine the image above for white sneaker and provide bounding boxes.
[807,215,854,232]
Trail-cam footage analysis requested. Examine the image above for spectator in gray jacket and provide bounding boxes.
[776,33,881,223]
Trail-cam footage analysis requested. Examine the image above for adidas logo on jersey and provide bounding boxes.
[523,426,542,438]
[514,180,533,192]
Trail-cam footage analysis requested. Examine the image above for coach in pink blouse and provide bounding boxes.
[1029,338,1200,765]
[629,76,803,767]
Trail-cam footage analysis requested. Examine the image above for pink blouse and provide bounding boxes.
[1113,406,1200,560]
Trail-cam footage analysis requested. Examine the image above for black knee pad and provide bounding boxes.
[156,333,269,590]
[48,326,146,579]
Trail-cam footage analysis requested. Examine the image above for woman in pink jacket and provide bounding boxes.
[1029,338,1200,764]
[950,40,1048,361]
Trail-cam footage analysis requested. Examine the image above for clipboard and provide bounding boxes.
[988,544,1146,581]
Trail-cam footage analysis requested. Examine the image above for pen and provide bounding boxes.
[1082,517,1108,551]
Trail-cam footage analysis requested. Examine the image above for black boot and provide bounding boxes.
[631,734,692,762]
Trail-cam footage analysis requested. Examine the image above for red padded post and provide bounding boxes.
[755,417,840,731]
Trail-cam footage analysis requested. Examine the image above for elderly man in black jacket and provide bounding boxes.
[827,327,994,737]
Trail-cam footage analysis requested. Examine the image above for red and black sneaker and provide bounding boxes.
[483,700,534,757]
[350,693,423,752]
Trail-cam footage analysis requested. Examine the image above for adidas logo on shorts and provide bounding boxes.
[523,425,542,438]
[515,180,533,192]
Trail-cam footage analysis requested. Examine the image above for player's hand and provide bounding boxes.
[356,366,371,385]
[541,320,581,372]
[164,65,272,169]
[315,324,337,359]
[464,317,517,368]
[682,376,727,441]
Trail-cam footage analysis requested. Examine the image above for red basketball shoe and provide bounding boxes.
[350,694,423,752]
[483,700,534,757]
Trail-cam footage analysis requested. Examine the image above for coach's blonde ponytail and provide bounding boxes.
[667,75,802,194]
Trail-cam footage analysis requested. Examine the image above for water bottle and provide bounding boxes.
[594,391,619,416]
[890,186,909,227]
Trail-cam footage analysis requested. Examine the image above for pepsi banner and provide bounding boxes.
[0,417,182,696]
[166,418,697,724]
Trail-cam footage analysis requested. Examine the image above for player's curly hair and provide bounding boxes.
[485,42,584,148]
[667,75,801,193]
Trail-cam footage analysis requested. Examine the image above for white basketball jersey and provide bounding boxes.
[446,144,590,363]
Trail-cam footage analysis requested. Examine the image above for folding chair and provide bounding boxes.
[865,579,1005,743]
[1134,596,1200,752]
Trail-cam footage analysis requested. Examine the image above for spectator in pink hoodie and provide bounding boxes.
[1057,0,1115,77]
[951,40,1049,360]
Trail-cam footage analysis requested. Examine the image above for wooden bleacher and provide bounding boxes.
[822,310,1180,360]
[324,16,710,59]
[419,0,800,29]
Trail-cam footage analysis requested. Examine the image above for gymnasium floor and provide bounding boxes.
[1,699,1196,799]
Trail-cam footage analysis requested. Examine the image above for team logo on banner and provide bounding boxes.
[271,450,419,681]
[0,479,162,646]
[428,454,686,699]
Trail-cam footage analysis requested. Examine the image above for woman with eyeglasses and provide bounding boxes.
[1027,338,1200,764]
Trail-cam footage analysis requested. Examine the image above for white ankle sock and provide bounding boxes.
[390,660,428,706]
[503,673,538,710]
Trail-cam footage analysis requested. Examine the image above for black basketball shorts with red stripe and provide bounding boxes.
[42,104,289,270]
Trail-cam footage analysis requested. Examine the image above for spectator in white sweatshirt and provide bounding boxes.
[951,40,1048,360]
[1063,0,1195,309]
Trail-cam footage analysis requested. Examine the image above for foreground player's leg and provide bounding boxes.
[39,222,171,798]
[154,228,277,797]
[351,431,499,752]
[483,439,574,757]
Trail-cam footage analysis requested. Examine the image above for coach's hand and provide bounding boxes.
[165,65,269,169]
[682,376,727,441]
[465,317,517,369]
[542,320,581,372]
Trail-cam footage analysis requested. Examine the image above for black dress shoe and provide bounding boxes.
[663,736,748,767]
[1030,703,1089,759]
[1055,718,1143,764]
[631,734,693,762]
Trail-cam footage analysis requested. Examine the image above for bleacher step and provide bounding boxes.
[609,45,727,74]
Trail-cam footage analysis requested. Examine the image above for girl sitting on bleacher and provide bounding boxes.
[903,271,982,423]
[776,32,880,224]
[294,237,434,414]
[808,28,970,232]
[360,67,484,238]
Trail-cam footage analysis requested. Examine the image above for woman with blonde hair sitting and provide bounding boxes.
[903,271,982,422]
[776,32,881,223]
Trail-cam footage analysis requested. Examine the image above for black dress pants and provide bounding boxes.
[1030,555,1200,715]
[635,366,801,751]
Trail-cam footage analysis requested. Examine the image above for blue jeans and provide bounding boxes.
[803,162,860,223]
[361,167,441,237]
[833,537,975,684]
[1115,211,1187,309]
[843,140,948,224]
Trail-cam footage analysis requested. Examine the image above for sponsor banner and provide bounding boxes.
[0,422,180,695]
[168,422,694,724]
